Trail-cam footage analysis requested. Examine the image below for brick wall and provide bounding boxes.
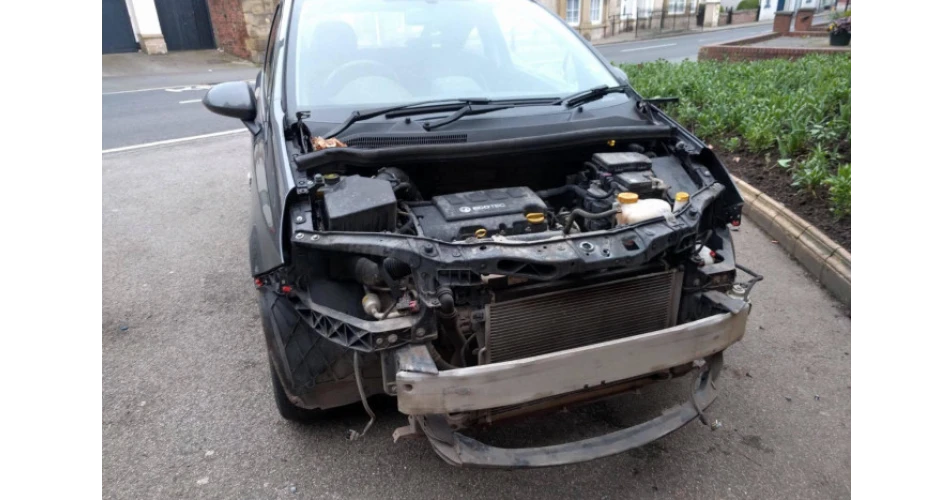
[698,33,850,62]
[719,9,759,26]
[208,0,251,60]
[207,0,277,63]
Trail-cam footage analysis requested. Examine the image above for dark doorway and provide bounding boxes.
[155,0,217,51]
[103,0,139,53]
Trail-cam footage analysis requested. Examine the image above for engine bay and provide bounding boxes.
[273,136,749,372]
[306,146,713,242]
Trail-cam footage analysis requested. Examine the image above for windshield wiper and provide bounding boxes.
[553,85,628,108]
[321,98,492,139]
[423,98,556,131]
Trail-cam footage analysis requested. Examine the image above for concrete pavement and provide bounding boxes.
[102,134,850,499]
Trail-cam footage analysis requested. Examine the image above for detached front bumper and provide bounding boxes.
[393,305,750,468]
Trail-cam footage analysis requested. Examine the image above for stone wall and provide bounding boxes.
[208,0,277,63]
[242,0,279,63]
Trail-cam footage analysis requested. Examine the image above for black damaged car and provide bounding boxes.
[204,0,760,468]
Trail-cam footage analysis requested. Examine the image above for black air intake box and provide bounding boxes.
[320,176,397,232]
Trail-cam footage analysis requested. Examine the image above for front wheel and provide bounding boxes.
[269,360,324,422]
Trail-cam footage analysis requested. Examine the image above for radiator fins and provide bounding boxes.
[485,271,682,363]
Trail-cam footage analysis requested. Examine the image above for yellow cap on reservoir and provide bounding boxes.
[474,228,487,238]
[675,192,690,202]
[617,192,639,204]
[526,213,545,224]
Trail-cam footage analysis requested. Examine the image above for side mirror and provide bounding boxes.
[203,81,256,122]
[610,66,630,85]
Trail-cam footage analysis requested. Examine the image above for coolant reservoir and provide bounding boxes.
[615,192,673,225]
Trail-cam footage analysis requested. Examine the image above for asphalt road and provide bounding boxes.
[101,25,772,151]
[597,24,772,64]
[102,133,851,499]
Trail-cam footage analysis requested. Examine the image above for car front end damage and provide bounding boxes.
[256,126,760,468]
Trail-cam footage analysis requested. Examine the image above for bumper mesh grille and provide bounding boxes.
[485,271,682,363]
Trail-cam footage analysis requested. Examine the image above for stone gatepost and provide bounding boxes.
[703,1,722,28]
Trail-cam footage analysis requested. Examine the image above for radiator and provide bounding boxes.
[484,270,683,363]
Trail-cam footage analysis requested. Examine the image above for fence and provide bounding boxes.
[607,3,696,39]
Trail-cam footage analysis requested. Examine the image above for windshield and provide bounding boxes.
[289,0,619,110]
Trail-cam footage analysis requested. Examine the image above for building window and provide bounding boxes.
[637,0,653,19]
[566,0,580,25]
[765,0,771,7]
[668,0,686,14]
[590,0,603,24]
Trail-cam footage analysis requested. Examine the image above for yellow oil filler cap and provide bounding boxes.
[526,213,545,224]
[617,192,639,204]
[474,228,487,238]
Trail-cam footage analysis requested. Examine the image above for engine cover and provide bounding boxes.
[410,187,546,241]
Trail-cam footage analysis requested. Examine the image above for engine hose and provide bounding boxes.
[436,287,466,365]
[536,184,612,200]
[562,208,619,235]
[382,257,412,279]
[377,167,421,200]
[396,220,415,234]
[426,343,458,370]
[348,257,383,286]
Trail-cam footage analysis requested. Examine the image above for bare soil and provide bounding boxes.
[725,151,851,251]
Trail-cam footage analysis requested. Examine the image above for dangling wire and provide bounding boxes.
[346,351,376,441]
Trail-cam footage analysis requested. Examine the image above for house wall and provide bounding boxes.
[759,0,778,21]
[553,0,610,41]
[126,0,166,54]
[537,0,560,13]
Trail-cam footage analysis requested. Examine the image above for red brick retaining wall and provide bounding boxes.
[719,9,759,26]
[698,32,849,62]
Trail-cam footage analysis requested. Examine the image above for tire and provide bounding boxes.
[269,359,324,422]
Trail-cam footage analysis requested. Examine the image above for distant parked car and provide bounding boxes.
[204,0,759,468]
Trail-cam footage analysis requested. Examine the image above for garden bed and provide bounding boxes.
[725,150,850,250]
[620,55,850,249]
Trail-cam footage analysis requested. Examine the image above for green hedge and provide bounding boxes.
[620,55,851,217]
[736,0,760,10]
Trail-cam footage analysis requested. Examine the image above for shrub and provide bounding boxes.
[823,164,851,217]
[620,55,851,217]
[736,0,760,10]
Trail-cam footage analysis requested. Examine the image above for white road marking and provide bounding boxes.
[102,80,254,96]
[621,43,677,52]
[102,129,246,154]
[164,85,212,93]
[179,99,203,104]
